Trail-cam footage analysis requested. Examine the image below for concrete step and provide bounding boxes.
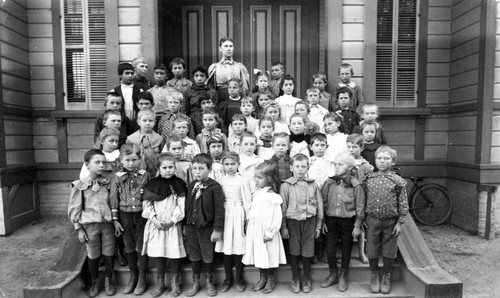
[106,257,402,286]
[91,280,413,298]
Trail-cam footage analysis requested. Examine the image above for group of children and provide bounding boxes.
[69,54,407,297]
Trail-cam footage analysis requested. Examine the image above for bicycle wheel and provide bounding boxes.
[410,183,452,226]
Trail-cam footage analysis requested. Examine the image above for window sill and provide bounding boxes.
[378,108,431,117]
[51,110,101,120]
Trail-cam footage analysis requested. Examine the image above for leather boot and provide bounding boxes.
[134,270,147,295]
[170,274,181,297]
[338,269,348,292]
[206,273,217,296]
[186,274,201,297]
[381,272,392,294]
[151,274,166,297]
[89,278,99,297]
[104,275,116,296]
[252,269,267,291]
[123,269,138,294]
[320,269,338,288]
[263,269,275,294]
[371,270,381,293]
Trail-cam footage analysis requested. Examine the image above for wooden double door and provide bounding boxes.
[159,0,319,96]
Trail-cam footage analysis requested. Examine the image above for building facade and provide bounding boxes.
[0,0,498,236]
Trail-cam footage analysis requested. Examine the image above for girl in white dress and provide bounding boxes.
[275,75,301,124]
[243,160,286,294]
[256,116,275,160]
[215,151,252,292]
[142,153,187,297]
[238,131,264,192]
[207,134,226,183]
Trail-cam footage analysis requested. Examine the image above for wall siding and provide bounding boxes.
[493,0,500,162]
[342,1,364,86]
[118,0,142,62]
[1,0,34,166]
[427,2,452,107]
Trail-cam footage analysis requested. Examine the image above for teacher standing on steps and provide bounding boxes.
[208,37,250,102]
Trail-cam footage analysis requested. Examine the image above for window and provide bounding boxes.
[375,0,417,107]
[63,0,107,110]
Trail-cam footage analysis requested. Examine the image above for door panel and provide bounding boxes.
[159,0,318,96]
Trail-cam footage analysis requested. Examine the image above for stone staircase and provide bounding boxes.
[90,254,413,298]
[24,216,462,298]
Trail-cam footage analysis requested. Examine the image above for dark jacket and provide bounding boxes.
[184,178,225,231]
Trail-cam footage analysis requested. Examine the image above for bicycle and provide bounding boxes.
[407,176,453,226]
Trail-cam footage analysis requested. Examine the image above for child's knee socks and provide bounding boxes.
[289,255,300,281]
[103,255,114,277]
[369,258,379,271]
[223,255,234,280]
[233,255,244,281]
[302,257,312,279]
[88,257,100,280]
[383,257,394,273]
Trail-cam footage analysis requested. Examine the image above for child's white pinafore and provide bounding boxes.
[242,187,287,269]
[142,194,186,258]
[215,173,252,255]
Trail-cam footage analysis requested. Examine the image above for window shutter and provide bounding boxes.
[396,0,416,105]
[376,0,394,106]
[63,0,107,108]
[376,0,417,107]
[88,0,107,106]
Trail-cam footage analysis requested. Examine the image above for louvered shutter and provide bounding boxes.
[376,0,417,107]
[88,0,107,107]
[63,0,107,109]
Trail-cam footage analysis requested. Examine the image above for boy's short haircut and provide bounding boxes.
[166,135,185,149]
[306,87,321,95]
[375,145,397,162]
[228,78,242,87]
[157,152,177,167]
[202,107,218,118]
[132,57,147,68]
[290,153,309,165]
[312,72,328,83]
[334,151,355,167]
[84,149,105,163]
[339,63,354,75]
[241,97,255,107]
[231,114,247,125]
[191,65,208,77]
[118,62,134,75]
[347,133,364,147]
[360,120,378,132]
[221,151,240,164]
[138,91,154,104]
[240,131,257,144]
[295,100,311,113]
[154,64,167,72]
[167,90,183,103]
[99,127,120,143]
[169,57,187,70]
[336,86,353,99]
[192,153,213,169]
[105,92,122,104]
[172,115,189,128]
[259,115,275,129]
[137,108,155,120]
[271,61,285,71]
[272,132,290,145]
[119,143,141,158]
[310,132,327,145]
[206,133,226,149]
[362,103,379,113]
[103,109,121,121]
[289,113,307,125]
